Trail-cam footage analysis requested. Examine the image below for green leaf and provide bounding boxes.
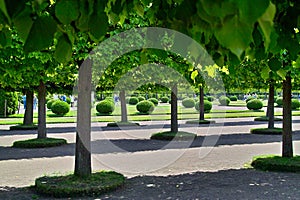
[0,27,11,47]
[258,2,276,50]
[88,10,109,42]
[134,2,144,17]
[268,57,281,72]
[24,16,57,52]
[55,0,79,24]
[215,15,252,58]
[54,34,72,64]
[12,6,33,41]
[0,0,10,23]
[277,68,286,80]
[261,65,270,80]
[191,70,198,81]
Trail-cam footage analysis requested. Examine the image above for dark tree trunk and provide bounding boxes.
[75,58,92,177]
[37,81,47,139]
[171,84,178,133]
[267,79,275,129]
[282,73,293,157]
[199,86,205,121]
[119,90,128,122]
[23,90,34,125]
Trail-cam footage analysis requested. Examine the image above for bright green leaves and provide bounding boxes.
[55,0,80,25]
[215,15,252,58]
[24,16,57,52]
[54,34,72,64]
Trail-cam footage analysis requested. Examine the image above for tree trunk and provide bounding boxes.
[267,79,275,129]
[282,73,293,157]
[23,90,34,125]
[119,90,128,122]
[171,83,178,133]
[75,58,92,177]
[37,81,47,139]
[199,86,205,121]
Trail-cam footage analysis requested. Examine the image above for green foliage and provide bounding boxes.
[247,99,263,110]
[105,97,114,103]
[292,99,300,110]
[195,100,212,113]
[251,155,300,173]
[47,99,57,110]
[246,96,256,103]
[128,97,139,105]
[219,96,230,106]
[150,131,196,141]
[13,138,67,148]
[136,100,155,114]
[35,171,125,198]
[51,100,70,116]
[276,97,283,107]
[0,90,18,116]
[250,128,282,135]
[206,96,214,102]
[96,100,115,114]
[182,98,195,108]
[10,124,37,130]
[160,96,169,103]
[229,96,238,101]
[148,98,158,106]
[137,96,145,102]
[66,97,71,104]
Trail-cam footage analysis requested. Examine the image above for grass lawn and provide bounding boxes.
[0,101,296,125]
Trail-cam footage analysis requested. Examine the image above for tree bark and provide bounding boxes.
[282,73,293,157]
[23,90,34,125]
[171,83,178,133]
[75,58,92,177]
[267,79,275,129]
[119,90,128,122]
[199,86,205,121]
[37,81,47,139]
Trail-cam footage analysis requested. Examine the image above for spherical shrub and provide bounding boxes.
[136,100,155,114]
[128,97,139,105]
[47,99,57,110]
[51,100,70,115]
[207,96,214,102]
[219,96,230,106]
[138,96,145,102]
[246,96,256,103]
[160,96,169,103]
[66,97,71,104]
[182,98,195,108]
[96,100,115,114]
[291,99,300,110]
[148,98,159,106]
[276,97,283,107]
[195,100,212,113]
[230,96,238,101]
[247,99,263,110]
[105,97,114,102]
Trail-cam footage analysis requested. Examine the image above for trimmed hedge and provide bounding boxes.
[136,100,155,114]
[206,96,214,102]
[148,98,158,106]
[96,100,115,114]
[182,98,195,108]
[229,96,238,101]
[150,131,197,141]
[138,96,145,102]
[195,100,212,113]
[10,124,38,130]
[13,138,67,148]
[160,96,169,103]
[276,97,283,107]
[291,99,300,110]
[250,128,282,135]
[246,96,256,103]
[247,99,263,110]
[219,96,230,106]
[47,99,57,110]
[128,97,139,105]
[51,100,70,116]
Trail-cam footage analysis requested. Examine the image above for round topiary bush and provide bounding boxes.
[291,99,300,110]
[138,96,145,102]
[51,100,70,115]
[219,96,230,106]
[128,97,139,105]
[160,96,169,103]
[195,100,213,113]
[247,99,263,110]
[66,97,71,104]
[105,97,114,102]
[246,96,256,103]
[148,98,158,106]
[47,99,57,110]
[182,98,195,108]
[229,96,238,101]
[206,96,214,102]
[136,100,155,114]
[96,100,115,114]
[276,97,283,107]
